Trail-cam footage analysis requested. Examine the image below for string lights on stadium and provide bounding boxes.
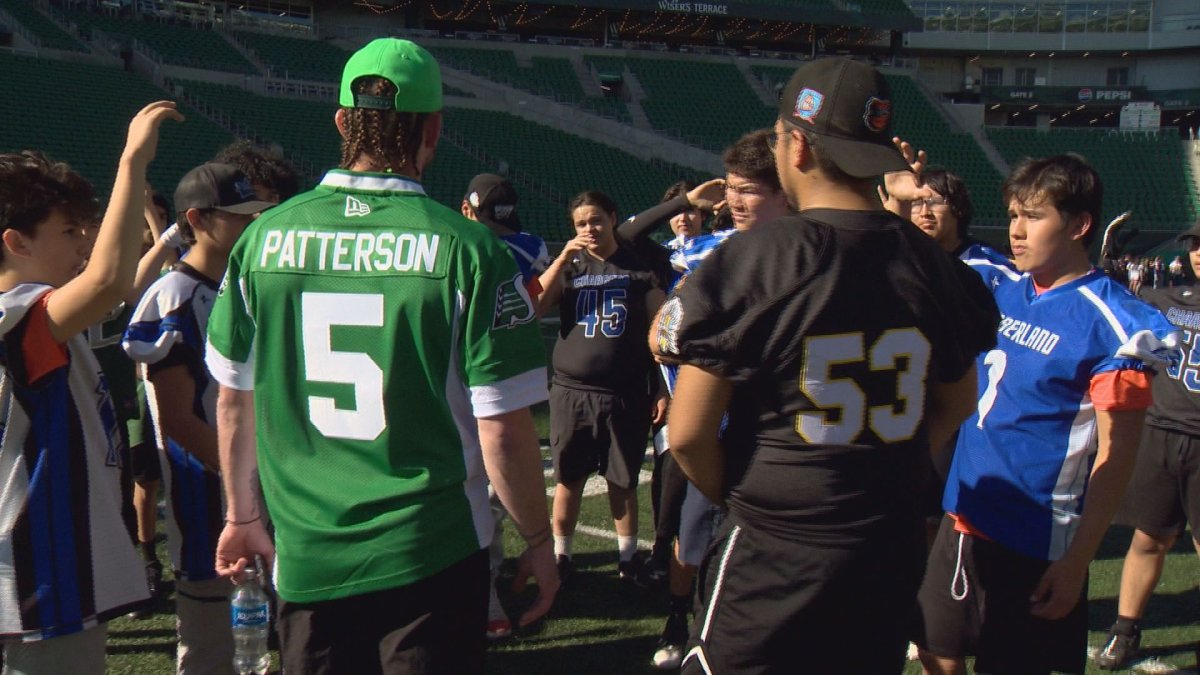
[353,0,413,14]
[690,16,710,38]
[571,7,603,30]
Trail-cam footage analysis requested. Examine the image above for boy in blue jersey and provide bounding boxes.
[0,101,181,673]
[916,154,1180,675]
[124,162,273,673]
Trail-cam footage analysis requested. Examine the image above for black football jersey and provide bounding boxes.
[552,244,661,392]
[1139,284,1200,436]
[654,209,999,544]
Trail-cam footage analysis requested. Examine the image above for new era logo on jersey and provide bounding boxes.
[345,195,372,218]
[493,274,535,330]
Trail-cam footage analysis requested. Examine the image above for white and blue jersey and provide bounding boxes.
[946,268,1179,561]
[123,264,224,581]
[0,285,149,640]
[667,230,737,284]
[660,230,739,397]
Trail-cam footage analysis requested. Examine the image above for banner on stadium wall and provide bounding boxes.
[504,0,920,30]
[982,85,1150,105]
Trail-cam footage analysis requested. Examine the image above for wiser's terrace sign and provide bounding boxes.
[656,1,730,14]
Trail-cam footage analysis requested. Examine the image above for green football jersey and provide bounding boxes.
[206,171,547,603]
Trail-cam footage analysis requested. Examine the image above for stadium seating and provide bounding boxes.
[428,46,631,123]
[56,7,258,74]
[0,52,231,201]
[233,31,347,82]
[986,127,1199,230]
[585,55,775,152]
[0,0,87,52]
[169,80,691,240]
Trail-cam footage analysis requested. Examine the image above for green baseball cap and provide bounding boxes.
[339,38,442,113]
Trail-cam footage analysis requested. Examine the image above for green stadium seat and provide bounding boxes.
[0,53,232,201]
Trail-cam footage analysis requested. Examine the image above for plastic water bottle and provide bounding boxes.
[231,560,270,675]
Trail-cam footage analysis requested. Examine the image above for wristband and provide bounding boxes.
[160,223,187,249]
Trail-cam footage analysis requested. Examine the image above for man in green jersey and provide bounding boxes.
[205,38,558,673]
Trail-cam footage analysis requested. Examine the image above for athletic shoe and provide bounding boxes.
[651,611,689,670]
[1094,625,1141,670]
[486,618,513,641]
[644,547,669,586]
[127,559,165,619]
[486,580,512,641]
[618,552,649,587]
[556,555,574,589]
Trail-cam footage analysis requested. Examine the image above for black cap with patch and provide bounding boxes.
[465,173,521,232]
[777,57,909,178]
[174,162,274,215]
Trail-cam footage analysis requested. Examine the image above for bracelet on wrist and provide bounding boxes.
[225,514,261,526]
[522,526,552,550]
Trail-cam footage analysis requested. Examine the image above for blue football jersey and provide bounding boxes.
[946,268,1179,561]
[958,240,1020,290]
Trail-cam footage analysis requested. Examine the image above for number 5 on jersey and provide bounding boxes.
[795,329,931,444]
[302,292,386,441]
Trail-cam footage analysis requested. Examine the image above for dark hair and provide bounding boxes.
[0,151,95,265]
[340,77,433,174]
[922,167,973,239]
[711,206,734,231]
[1003,154,1103,246]
[150,191,171,218]
[214,139,300,202]
[568,190,618,222]
[174,208,208,245]
[722,130,781,193]
[661,180,695,204]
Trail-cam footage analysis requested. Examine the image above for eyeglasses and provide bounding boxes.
[766,130,792,151]
[910,197,950,211]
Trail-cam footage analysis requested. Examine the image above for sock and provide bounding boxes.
[668,594,690,615]
[1113,616,1140,635]
[554,535,572,559]
[618,535,638,563]
[138,541,156,562]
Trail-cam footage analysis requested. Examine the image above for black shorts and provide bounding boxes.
[915,516,1087,674]
[1115,424,1200,538]
[550,384,650,489]
[278,549,488,675]
[653,449,688,543]
[681,514,924,675]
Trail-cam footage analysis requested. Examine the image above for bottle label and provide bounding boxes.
[232,605,269,627]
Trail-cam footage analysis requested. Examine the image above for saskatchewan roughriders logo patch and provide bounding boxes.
[493,273,536,329]
[655,297,683,355]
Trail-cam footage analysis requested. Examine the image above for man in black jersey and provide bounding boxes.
[1095,220,1200,669]
[651,57,999,673]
